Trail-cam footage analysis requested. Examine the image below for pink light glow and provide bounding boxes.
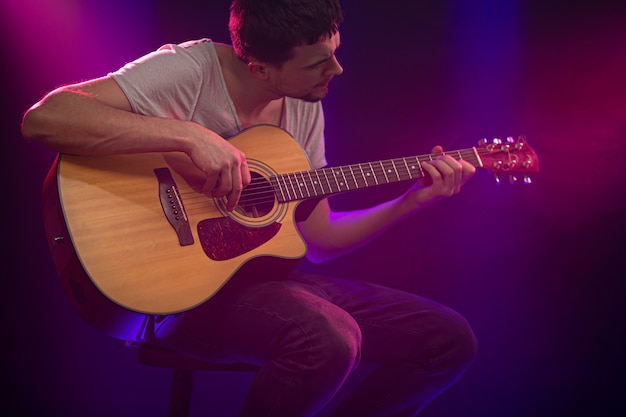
[2,0,154,90]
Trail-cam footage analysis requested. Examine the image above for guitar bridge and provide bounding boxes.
[154,167,194,246]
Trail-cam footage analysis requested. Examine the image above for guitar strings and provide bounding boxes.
[177,148,489,209]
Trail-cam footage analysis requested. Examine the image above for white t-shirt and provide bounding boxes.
[110,38,327,169]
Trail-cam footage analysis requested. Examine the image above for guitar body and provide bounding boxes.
[44,125,310,324]
[41,123,538,339]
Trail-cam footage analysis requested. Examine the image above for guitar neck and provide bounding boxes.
[271,148,483,203]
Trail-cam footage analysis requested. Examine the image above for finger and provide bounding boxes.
[429,146,459,187]
[223,157,251,211]
[224,165,244,211]
[431,145,444,155]
[420,161,441,186]
[459,160,476,183]
[431,158,456,188]
[212,167,233,199]
[441,155,463,186]
[201,172,220,194]
[241,159,251,187]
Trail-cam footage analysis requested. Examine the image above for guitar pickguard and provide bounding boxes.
[197,217,281,261]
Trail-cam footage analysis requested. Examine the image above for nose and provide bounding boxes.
[326,55,343,76]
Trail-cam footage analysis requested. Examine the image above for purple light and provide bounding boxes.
[2,0,154,89]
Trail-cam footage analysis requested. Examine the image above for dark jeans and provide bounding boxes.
[151,271,477,417]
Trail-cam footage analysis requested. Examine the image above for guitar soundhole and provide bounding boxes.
[234,172,275,218]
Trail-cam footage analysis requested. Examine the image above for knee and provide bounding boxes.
[451,315,478,368]
[310,311,362,373]
[280,307,362,381]
[429,309,478,373]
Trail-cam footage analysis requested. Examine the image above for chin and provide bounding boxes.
[301,96,324,103]
[301,89,328,102]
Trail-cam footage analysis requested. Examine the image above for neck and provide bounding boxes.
[223,49,283,128]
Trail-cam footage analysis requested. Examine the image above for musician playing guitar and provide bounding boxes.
[22,1,480,416]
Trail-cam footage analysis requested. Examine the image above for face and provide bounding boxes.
[266,31,343,102]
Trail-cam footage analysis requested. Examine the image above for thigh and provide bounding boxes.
[151,275,361,365]
[288,272,473,362]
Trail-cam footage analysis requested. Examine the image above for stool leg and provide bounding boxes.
[168,369,193,417]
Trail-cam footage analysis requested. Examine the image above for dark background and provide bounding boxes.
[3,0,626,416]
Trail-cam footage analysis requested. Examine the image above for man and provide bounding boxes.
[22,1,477,415]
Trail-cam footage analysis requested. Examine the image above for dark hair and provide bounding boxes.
[229,0,343,66]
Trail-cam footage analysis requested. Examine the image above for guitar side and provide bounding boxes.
[54,125,310,315]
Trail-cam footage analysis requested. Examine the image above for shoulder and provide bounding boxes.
[156,38,217,60]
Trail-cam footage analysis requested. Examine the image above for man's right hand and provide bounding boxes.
[187,126,251,211]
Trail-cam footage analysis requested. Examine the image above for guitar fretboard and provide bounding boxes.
[271,148,482,203]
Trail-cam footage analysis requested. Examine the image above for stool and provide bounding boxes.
[136,343,260,417]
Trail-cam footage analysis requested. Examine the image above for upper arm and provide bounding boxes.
[58,76,133,112]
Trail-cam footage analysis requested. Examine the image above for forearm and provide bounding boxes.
[299,152,476,264]
[21,85,197,156]
[23,79,251,211]
[299,195,419,264]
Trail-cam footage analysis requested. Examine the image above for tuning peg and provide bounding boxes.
[506,136,515,143]
[494,174,532,185]
[492,138,502,145]
[478,138,488,146]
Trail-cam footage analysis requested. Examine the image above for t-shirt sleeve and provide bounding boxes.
[109,41,208,120]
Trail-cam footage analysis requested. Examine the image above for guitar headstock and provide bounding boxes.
[477,136,539,184]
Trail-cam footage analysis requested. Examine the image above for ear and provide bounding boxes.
[247,61,269,79]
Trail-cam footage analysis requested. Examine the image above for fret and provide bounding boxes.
[271,147,483,202]
[394,158,412,181]
[296,171,311,198]
[347,165,359,189]
[357,163,370,187]
[470,147,482,168]
[390,159,402,181]
[350,164,366,188]
[390,160,401,181]
[380,160,391,183]
[321,168,335,194]
[401,158,415,180]
[337,167,350,190]
[314,170,326,195]
[285,173,299,200]
[378,161,390,184]
[282,174,293,199]
[270,176,285,203]
[367,162,378,185]
[329,168,347,192]
[414,157,425,178]
[307,171,321,197]
[278,175,291,201]
[300,173,308,198]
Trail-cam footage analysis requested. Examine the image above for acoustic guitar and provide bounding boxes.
[41,125,538,336]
